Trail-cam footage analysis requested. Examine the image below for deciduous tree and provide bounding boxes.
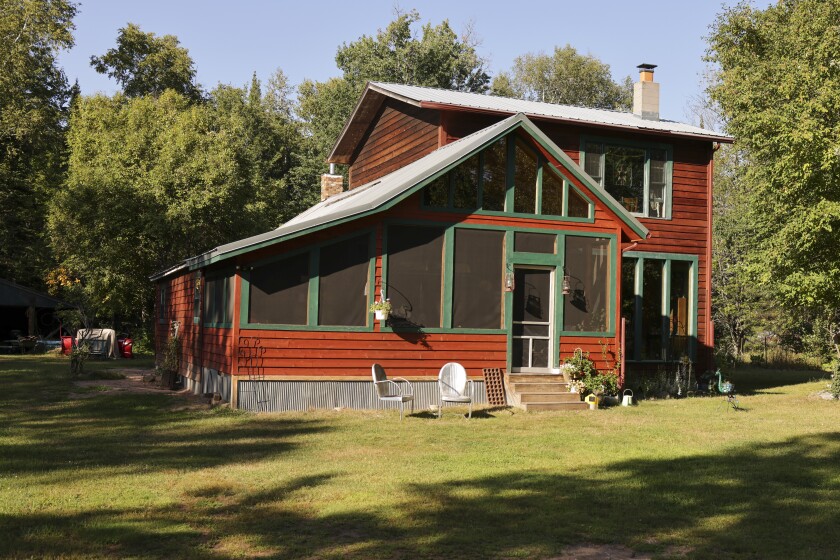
[707,0,840,357]
[0,0,76,287]
[491,45,631,110]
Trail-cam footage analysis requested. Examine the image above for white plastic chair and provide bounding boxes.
[371,364,415,420]
[438,362,473,418]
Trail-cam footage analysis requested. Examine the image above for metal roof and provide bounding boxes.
[371,82,733,141]
[153,113,648,280]
[0,278,67,308]
[329,82,732,162]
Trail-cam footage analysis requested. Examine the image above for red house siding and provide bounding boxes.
[348,100,439,188]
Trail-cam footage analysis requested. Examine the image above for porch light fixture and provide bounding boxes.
[561,268,572,296]
[504,265,515,292]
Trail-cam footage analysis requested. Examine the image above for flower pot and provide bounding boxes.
[375,309,390,321]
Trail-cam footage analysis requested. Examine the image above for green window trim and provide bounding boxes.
[238,230,377,332]
[421,132,595,223]
[580,136,673,220]
[622,251,699,362]
[203,269,235,328]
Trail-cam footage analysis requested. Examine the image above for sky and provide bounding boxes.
[58,0,767,123]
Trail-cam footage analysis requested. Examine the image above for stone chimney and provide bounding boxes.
[633,63,659,121]
[321,164,343,201]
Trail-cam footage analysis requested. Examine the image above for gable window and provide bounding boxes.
[318,235,370,327]
[583,140,671,218]
[622,254,697,361]
[204,273,235,327]
[422,134,593,220]
[386,225,444,328]
[249,252,310,325]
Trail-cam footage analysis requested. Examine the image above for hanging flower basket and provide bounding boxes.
[370,299,391,321]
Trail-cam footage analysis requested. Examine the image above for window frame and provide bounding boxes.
[580,136,673,219]
[420,132,594,222]
[238,230,377,332]
[203,269,235,328]
[622,251,699,362]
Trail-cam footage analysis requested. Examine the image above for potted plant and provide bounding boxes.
[370,299,391,321]
[557,362,577,384]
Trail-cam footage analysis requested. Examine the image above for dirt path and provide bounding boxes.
[71,368,211,408]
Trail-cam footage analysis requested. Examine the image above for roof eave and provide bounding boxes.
[420,101,734,144]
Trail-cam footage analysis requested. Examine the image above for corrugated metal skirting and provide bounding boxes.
[237,380,487,413]
[181,368,231,402]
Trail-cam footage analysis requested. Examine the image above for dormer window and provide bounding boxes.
[582,139,671,219]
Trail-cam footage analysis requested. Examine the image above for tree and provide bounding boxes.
[90,23,201,99]
[0,0,76,288]
[491,45,632,110]
[707,0,840,357]
[298,10,490,165]
[50,77,306,327]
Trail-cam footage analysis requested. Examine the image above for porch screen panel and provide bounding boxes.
[249,252,309,325]
[452,229,504,329]
[621,258,637,359]
[318,234,370,326]
[669,260,691,359]
[641,259,664,360]
[563,236,610,332]
[205,273,234,325]
[386,226,444,328]
[567,188,589,218]
[514,232,555,254]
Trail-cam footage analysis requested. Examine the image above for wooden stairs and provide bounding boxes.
[508,373,588,411]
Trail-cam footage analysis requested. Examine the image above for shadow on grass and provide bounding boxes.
[727,367,831,396]
[3,432,838,559]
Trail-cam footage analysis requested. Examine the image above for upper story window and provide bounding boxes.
[422,134,593,220]
[583,140,671,219]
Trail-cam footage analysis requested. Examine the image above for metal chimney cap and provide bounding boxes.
[637,63,658,71]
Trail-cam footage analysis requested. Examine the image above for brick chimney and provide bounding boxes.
[321,164,343,201]
[633,63,659,121]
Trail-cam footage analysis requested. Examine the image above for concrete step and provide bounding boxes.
[522,401,589,411]
[518,392,583,404]
[510,381,570,393]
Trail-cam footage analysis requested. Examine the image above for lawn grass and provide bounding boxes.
[1,356,838,559]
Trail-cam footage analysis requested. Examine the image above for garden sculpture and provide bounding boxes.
[715,369,740,410]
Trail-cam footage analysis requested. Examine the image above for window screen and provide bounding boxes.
[482,138,506,211]
[513,140,538,214]
[641,259,664,359]
[158,285,167,322]
[318,235,370,326]
[205,273,234,326]
[386,226,444,328]
[423,174,449,207]
[514,232,555,254]
[249,252,309,325]
[567,187,590,218]
[541,165,563,216]
[563,236,610,332]
[452,229,504,329]
[621,258,637,359]
[453,155,479,209]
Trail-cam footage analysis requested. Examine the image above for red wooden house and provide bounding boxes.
[153,66,731,411]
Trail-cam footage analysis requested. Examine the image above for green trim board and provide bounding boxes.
[622,251,699,362]
[579,135,674,220]
[419,131,597,223]
[156,113,649,279]
[238,229,377,332]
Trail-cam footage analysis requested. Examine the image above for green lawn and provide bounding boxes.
[1,356,838,559]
